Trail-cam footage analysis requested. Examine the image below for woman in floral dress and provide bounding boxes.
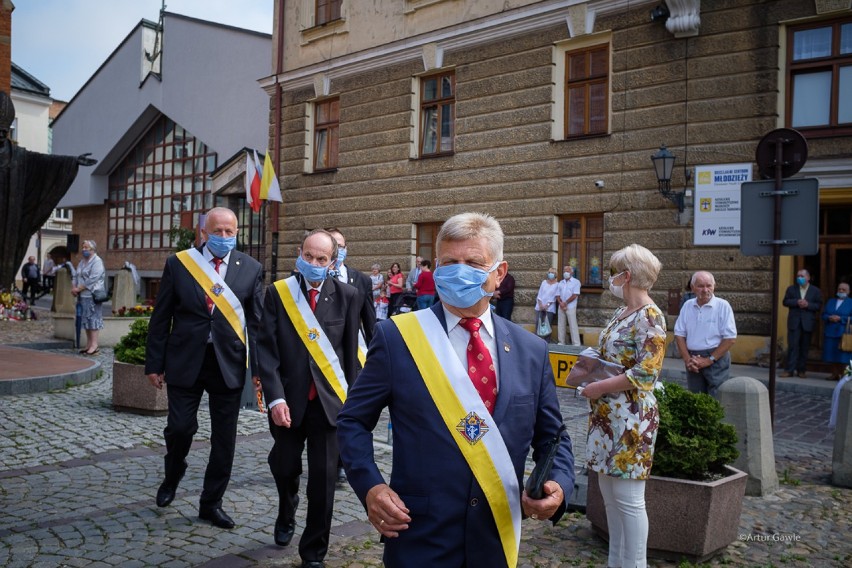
[580,244,666,568]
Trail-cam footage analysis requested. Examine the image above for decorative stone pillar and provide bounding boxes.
[718,376,779,496]
[832,381,852,488]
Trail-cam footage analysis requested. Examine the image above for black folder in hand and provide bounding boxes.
[524,424,567,500]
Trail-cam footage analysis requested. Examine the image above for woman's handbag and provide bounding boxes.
[92,287,109,304]
[537,312,552,338]
[841,320,852,352]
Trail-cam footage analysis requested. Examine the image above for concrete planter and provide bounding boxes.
[112,361,168,415]
[54,315,147,347]
[587,465,748,563]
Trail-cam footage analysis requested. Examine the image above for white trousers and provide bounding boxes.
[597,474,648,568]
[557,306,580,345]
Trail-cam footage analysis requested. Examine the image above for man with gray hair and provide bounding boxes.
[146,207,263,530]
[782,268,822,378]
[674,271,737,397]
[338,212,574,568]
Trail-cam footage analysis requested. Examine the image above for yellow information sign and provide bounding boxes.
[549,350,580,388]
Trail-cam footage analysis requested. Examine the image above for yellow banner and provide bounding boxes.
[176,250,245,345]
[275,278,347,403]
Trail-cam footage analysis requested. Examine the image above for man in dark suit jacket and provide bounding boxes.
[783,268,823,378]
[326,228,376,345]
[145,207,263,529]
[258,229,361,568]
[337,213,574,568]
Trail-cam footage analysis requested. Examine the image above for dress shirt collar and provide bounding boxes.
[443,303,496,339]
[202,245,231,266]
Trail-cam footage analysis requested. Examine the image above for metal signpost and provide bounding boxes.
[740,128,815,427]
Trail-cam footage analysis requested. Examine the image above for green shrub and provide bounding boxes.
[168,226,197,252]
[114,318,148,365]
[653,383,739,481]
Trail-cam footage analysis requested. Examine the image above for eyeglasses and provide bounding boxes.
[607,270,626,283]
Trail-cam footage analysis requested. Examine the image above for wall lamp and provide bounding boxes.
[651,144,685,213]
[650,4,670,22]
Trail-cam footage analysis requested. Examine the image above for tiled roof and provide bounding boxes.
[11,62,51,97]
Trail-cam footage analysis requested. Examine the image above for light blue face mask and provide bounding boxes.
[796,276,807,286]
[336,246,348,266]
[434,261,500,309]
[296,254,329,283]
[206,234,236,258]
[81,250,91,258]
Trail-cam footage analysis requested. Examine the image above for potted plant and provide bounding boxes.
[586,383,748,563]
[112,318,167,415]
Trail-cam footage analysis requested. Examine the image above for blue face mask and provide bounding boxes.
[336,246,348,266]
[82,250,91,258]
[838,293,848,300]
[434,262,500,309]
[796,276,807,286]
[206,234,236,258]
[296,254,329,283]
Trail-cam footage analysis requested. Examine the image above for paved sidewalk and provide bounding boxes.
[0,315,850,567]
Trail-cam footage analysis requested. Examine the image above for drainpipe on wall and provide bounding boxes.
[269,0,286,282]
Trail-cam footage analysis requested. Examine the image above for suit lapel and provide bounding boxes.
[492,315,514,424]
[224,250,241,288]
[314,278,335,323]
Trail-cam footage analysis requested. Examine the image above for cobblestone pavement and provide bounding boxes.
[0,314,850,567]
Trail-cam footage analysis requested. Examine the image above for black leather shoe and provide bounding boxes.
[156,482,177,507]
[301,562,325,568]
[274,519,295,546]
[156,462,187,507]
[337,467,347,484]
[199,507,235,529]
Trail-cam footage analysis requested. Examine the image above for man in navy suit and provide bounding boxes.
[258,229,361,568]
[338,212,574,568]
[782,268,823,378]
[146,207,263,529]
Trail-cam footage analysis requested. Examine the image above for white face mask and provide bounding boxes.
[609,271,626,299]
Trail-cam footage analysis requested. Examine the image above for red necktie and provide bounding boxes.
[308,288,319,400]
[459,318,497,411]
[206,258,223,313]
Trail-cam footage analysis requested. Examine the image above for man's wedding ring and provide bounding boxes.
[379,519,385,525]
[531,514,538,520]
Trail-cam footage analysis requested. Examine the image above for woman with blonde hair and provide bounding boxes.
[72,239,106,355]
[580,244,666,568]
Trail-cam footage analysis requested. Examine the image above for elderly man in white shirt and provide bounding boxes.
[674,271,737,397]
[555,265,582,346]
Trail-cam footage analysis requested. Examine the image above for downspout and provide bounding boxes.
[270,0,286,281]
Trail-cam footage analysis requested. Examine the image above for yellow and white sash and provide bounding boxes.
[392,309,521,568]
[275,276,348,403]
[357,330,368,367]
[177,249,246,345]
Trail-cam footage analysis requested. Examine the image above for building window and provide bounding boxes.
[416,222,442,267]
[54,208,72,221]
[316,0,342,26]
[420,71,455,156]
[565,45,609,138]
[314,98,340,171]
[787,17,852,136]
[108,115,215,251]
[560,214,604,288]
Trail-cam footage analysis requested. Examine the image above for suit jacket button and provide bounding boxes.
[470,498,478,507]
